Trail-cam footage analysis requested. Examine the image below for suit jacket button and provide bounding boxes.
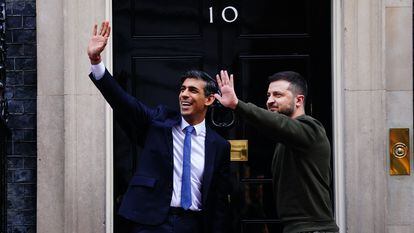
[168,183,172,189]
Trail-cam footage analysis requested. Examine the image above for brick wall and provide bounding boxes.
[5,0,36,232]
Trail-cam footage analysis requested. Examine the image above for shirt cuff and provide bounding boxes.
[90,61,105,80]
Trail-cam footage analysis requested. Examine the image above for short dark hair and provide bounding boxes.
[180,70,218,97]
[268,71,308,98]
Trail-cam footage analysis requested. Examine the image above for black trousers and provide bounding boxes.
[127,208,203,233]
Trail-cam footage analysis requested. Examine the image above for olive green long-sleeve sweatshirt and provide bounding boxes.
[236,100,339,233]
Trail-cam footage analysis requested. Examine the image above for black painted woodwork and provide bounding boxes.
[0,1,8,231]
[113,1,332,232]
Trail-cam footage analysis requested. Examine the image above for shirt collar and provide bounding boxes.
[180,117,206,136]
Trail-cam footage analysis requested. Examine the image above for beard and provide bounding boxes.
[275,99,295,117]
[278,106,294,117]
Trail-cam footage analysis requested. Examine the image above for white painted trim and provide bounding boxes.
[105,0,114,232]
[332,0,346,232]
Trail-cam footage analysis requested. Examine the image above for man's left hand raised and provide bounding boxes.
[215,70,239,110]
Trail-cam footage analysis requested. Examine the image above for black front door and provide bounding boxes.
[113,1,331,232]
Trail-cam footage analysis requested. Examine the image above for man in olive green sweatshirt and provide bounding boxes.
[214,70,339,233]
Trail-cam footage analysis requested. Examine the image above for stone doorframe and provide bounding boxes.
[332,1,346,232]
[36,0,347,232]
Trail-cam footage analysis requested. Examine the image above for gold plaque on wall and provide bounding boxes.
[229,140,248,161]
[389,128,410,175]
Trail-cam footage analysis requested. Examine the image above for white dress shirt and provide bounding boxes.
[170,118,205,211]
[91,62,205,211]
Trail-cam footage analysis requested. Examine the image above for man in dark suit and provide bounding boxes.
[87,21,231,233]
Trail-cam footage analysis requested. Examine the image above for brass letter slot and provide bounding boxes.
[229,140,248,162]
[389,128,410,175]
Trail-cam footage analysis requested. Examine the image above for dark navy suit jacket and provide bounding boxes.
[90,70,231,233]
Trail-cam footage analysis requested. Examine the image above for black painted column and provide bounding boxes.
[0,105,10,233]
[0,1,8,232]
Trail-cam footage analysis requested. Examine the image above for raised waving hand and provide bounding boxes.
[87,21,111,64]
[214,70,239,110]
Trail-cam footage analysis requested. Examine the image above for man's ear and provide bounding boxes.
[205,94,215,107]
[295,95,305,108]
